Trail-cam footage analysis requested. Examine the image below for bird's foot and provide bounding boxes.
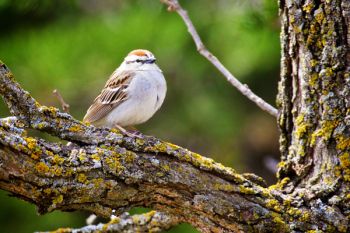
[114,125,143,138]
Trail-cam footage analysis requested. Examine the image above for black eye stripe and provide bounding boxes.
[137,59,155,64]
[126,58,156,64]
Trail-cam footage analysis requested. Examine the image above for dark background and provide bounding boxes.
[0,0,280,232]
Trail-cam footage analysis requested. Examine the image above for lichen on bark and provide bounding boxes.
[277,0,350,231]
[0,1,350,231]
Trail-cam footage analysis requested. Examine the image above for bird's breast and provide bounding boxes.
[106,69,166,127]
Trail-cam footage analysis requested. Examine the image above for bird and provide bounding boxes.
[83,49,167,136]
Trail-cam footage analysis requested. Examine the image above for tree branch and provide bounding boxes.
[0,58,347,231]
[160,0,278,118]
[53,89,70,113]
[37,211,177,233]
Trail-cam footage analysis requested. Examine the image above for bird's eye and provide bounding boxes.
[136,59,142,63]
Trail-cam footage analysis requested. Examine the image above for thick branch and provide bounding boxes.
[38,211,177,233]
[160,0,278,118]
[0,115,284,232]
[0,61,347,232]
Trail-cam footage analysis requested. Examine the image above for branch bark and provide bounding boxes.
[0,56,348,232]
[1,61,285,232]
[1,1,350,232]
[37,211,177,233]
[277,0,350,198]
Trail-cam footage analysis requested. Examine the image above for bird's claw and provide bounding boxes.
[114,124,143,138]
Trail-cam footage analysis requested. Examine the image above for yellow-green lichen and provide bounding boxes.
[146,142,241,183]
[24,137,42,160]
[91,178,104,189]
[277,161,287,169]
[299,211,310,222]
[266,199,282,212]
[295,114,311,139]
[336,136,350,151]
[239,185,256,195]
[30,187,42,199]
[110,128,120,134]
[339,152,350,181]
[35,162,49,174]
[302,3,314,13]
[60,186,68,193]
[64,168,74,177]
[68,125,82,132]
[324,67,334,77]
[46,165,62,176]
[101,216,121,231]
[314,11,325,24]
[285,207,311,224]
[135,138,145,146]
[310,59,318,67]
[52,154,64,165]
[311,120,339,145]
[309,73,319,87]
[147,142,180,154]
[43,188,52,195]
[105,153,124,174]
[40,106,58,117]
[132,210,156,224]
[77,173,87,183]
[191,153,215,169]
[338,224,348,233]
[78,149,88,163]
[124,151,135,163]
[339,152,350,168]
[282,198,292,208]
[162,164,170,172]
[287,207,302,218]
[156,172,164,177]
[214,183,235,192]
[36,122,48,129]
[323,176,335,186]
[269,177,290,191]
[270,212,288,232]
[91,153,101,161]
[52,194,63,205]
[48,227,72,233]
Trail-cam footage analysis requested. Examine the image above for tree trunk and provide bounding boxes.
[277,0,350,231]
[0,0,350,232]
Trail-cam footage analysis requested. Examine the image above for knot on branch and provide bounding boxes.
[161,0,180,12]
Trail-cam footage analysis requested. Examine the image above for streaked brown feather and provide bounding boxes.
[83,71,134,123]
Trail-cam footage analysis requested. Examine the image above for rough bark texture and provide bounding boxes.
[0,1,350,232]
[0,63,297,232]
[277,0,350,232]
[37,211,176,233]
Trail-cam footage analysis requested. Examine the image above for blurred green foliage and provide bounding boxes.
[0,0,280,232]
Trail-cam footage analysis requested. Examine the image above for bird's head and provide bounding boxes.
[121,49,158,70]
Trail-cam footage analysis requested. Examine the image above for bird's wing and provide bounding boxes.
[83,70,134,123]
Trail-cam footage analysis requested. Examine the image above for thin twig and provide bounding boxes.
[161,0,278,118]
[53,89,70,113]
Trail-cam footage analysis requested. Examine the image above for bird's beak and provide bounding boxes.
[144,58,156,64]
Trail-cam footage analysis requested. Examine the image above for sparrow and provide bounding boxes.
[83,49,167,135]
